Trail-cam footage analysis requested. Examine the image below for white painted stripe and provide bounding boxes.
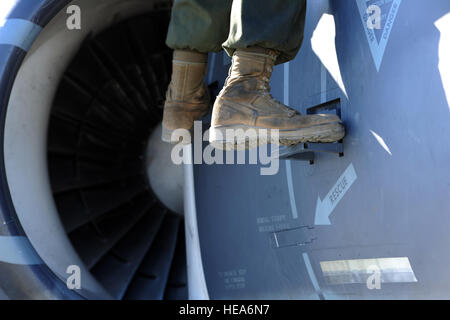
[286,161,299,220]
[183,144,210,300]
[284,62,290,106]
[320,257,417,285]
[283,62,299,220]
[0,19,42,51]
[0,236,43,265]
[321,64,327,103]
[303,252,323,297]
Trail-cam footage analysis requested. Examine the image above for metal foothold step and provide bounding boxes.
[278,98,345,164]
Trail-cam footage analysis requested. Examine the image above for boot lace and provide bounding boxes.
[258,65,299,117]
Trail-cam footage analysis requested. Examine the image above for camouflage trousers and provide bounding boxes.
[165,0,307,65]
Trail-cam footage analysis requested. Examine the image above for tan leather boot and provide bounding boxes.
[209,47,345,150]
[162,50,210,143]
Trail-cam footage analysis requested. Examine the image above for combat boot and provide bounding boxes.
[209,47,345,150]
[162,49,210,143]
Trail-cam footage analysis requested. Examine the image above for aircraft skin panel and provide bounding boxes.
[193,0,450,300]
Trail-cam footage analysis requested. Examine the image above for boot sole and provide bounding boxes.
[161,124,193,145]
[208,122,345,151]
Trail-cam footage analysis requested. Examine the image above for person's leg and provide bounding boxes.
[209,0,345,149]
[223,0,307,65]
[162,0,232,143]
[166,0,232,53]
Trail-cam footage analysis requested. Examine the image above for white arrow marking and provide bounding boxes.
[314,163,357,225]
